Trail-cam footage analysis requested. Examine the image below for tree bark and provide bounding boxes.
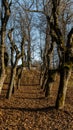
[0,73,6,94]
[27,29,31,70]
[0,0,11,94]
[17,67,23,89]
[55,67,72,109]
[40,68,47,89]
[6,67,16,99]
[0,31,6,94]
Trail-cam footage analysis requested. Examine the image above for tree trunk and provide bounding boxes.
[11,47,14,66]
[55,68,72,109]
[44,77,49,97]
[43,78,48,92]
[17,78,21,89]
[45,82,53,97]
[6,67,16,99]
[0,0,11,94]
[27,31,31,70]
[0,72,6,94]
[40,68,47,89]
[27,48,31,69]
[21,38,25,67]
[0,30,6,94]
[17,68,23,89]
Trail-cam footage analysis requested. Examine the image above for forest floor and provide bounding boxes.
[0,69,73,130]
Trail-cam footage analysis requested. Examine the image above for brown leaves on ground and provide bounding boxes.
[0,69,73,130]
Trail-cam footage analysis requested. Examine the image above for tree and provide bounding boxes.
[0,0,11,94]
[40,22,54,97]
[56,28,73,109]
[46,0,73,109]
[6,29,24,99]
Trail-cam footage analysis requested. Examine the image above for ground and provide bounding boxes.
[0,69,73,130]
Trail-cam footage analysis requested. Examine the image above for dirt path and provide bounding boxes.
[0,83,73,130]
[0,70,73,130]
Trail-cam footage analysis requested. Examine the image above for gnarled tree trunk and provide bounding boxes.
[55,68,72,109]
[0,0,11,94]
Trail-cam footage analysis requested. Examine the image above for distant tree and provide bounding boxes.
[40,22,54,97]
[24,12,34,69]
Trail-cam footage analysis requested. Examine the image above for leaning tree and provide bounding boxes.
[6,29,25,99]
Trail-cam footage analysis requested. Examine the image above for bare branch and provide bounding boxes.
[17,1,47,15]
[8,29,20,54]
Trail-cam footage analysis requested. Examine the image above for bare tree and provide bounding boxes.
[46,0,73,109]
[0,0,11,94]
[56,28,73,109]
[6,29,24,99]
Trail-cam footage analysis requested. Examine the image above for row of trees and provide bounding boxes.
[0,0,25,98]
[39,0,73,109]
[0,0,37,98]
[0,0,73,109]
[20,0,73,109]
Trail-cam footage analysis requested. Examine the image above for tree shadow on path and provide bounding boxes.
[0,106,55,112]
